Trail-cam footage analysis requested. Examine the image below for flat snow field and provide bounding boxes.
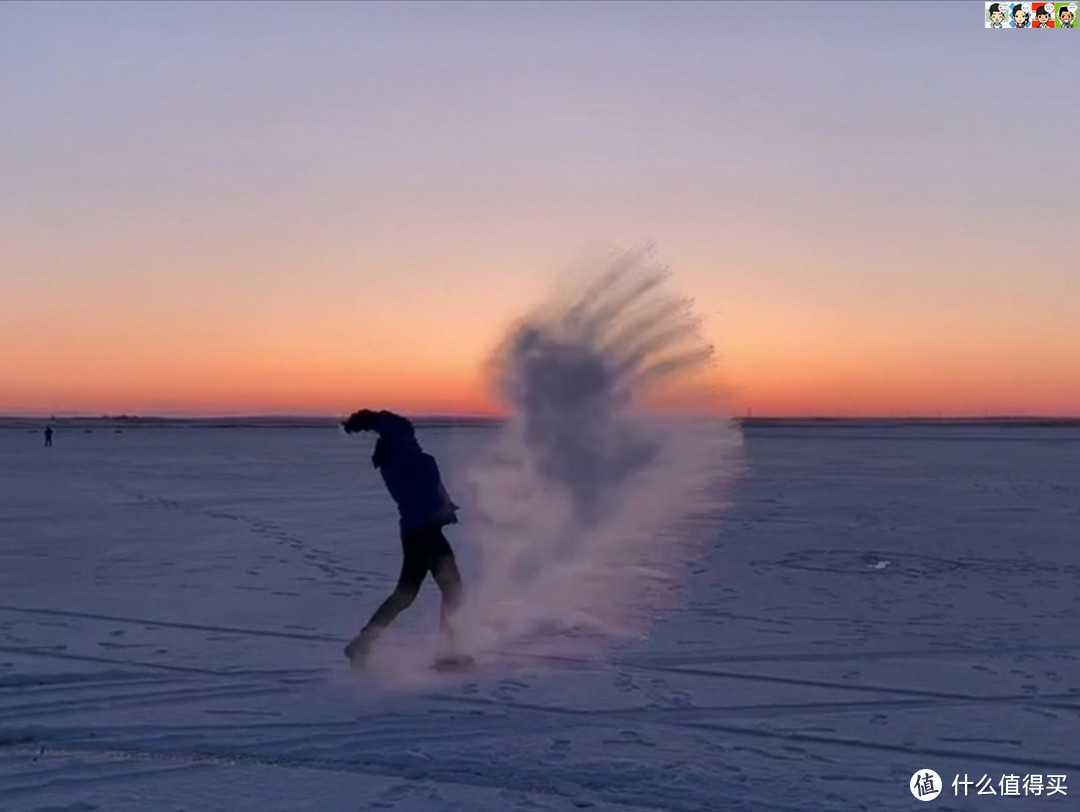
[1,423,1078,811]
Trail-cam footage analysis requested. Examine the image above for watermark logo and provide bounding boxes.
[953,773,1068,797]
[910,770,1068,801]
[911,770,943,801]
[988,1,1078,27]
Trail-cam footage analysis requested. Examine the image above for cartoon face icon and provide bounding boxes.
[1060,6,1076,24]
[989,2,1007,23]
[1035,5,1052,23]
[1012,4,1030,25]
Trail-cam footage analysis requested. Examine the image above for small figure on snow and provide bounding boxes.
[341,410,465,667]
[44,425,53,448]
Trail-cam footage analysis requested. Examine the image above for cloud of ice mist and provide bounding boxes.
[453,247,742,662]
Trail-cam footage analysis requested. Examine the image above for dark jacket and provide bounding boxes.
[369,413,459,534]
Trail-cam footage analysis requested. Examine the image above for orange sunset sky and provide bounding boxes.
[2,2,1078,418]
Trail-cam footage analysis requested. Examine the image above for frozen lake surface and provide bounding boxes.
[1,422,1078,811]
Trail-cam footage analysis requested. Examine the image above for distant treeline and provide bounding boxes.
[741,417,1080,429]
[1,415,1078,431]
[0,415,501,431]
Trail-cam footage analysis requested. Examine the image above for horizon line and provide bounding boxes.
[4,412,1080,423]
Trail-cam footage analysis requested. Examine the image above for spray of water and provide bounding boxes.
[449,247,743,664]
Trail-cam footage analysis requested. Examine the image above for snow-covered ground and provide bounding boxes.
[1,422,1078,811]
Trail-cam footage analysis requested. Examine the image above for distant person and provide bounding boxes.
[341,409,465,667]
[43,426,53,448]
[1012,4,1030,26]
[988,2,1007,26]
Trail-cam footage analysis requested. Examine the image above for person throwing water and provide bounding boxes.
[341,409,466,668]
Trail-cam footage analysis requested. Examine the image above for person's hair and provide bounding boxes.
[1036,5,1051,16]
[989,2,1004,13]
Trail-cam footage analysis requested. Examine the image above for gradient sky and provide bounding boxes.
[2,1,1078,417]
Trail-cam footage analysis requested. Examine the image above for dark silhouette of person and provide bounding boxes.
[341,409,464,666]
[44,426,53,448]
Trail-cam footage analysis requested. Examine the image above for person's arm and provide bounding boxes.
[342,409,414,434]
[342,409,379,434]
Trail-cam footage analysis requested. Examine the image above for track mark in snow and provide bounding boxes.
[673,719,1080,772]
[427,687,1078,730]
[633,662,1080,704]
[0,682,294,723]
[0,672,178,693]
[0,645,328,680]
[0,605,341,644]
[637,641,1080,669]
[0,763,205,799]
[0,742,692,812]
[123,491,357,581]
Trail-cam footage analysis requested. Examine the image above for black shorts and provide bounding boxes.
[398,524,455,587]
